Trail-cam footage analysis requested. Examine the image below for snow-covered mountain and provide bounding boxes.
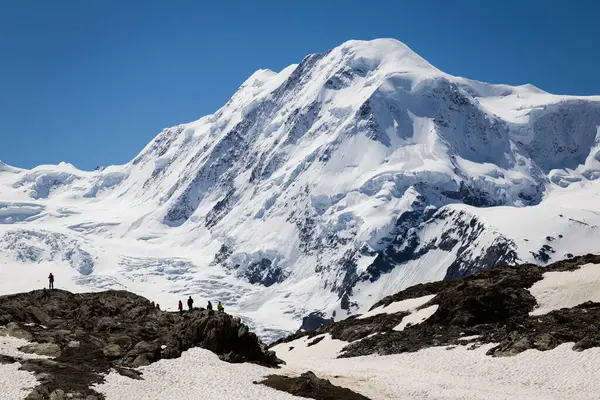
[1,38,600,339]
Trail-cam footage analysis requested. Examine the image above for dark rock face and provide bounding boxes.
[276,254,600,362]
[244,258,285,287]
[530,244,556,263]
[0,289,280,399]
[443,234,518,280]
[357,208,519,297]
[297,311,333,333]
[358,204,429,284]
[211,246,286,287]
[256,371,371,400]
[271,310,409,348]
[205,189,237,229]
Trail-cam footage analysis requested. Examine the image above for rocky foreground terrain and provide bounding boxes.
[0,289,280,399]
[273,253,600,358]
[2,253,600,399]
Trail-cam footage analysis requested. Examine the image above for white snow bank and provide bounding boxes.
[0,362,38,399]
[357,294,436,319]
[394,304,439,331]
[272,333,349,362]
[83,172,128,198]
[0,335,51,360]
[529,263,600,315]
[13,170,80,199]
[279,342,600,400]
[0,335,50,399]
[96,347,300,400]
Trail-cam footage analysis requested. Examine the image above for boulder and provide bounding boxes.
[20,343,61,358]
[49,390,66,400]
[131,354,151,368]
[297,311,333,333]
[257,371,371,400]
[0,321,33,340]
[102,344,124,359]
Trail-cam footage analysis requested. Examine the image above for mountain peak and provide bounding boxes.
[240,68,278,89]
[332,38,441,77]
[1,37,600,343]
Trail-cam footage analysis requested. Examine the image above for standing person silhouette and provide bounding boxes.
[48,273,54,290]
[187,296,194,311]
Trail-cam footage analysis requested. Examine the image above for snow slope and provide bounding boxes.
[529,262,600,315]
[1,38,600,339]
[272,340,600,400]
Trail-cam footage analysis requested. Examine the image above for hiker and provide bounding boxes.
[178,300,183,314]
[207,301,213,311]
[48,273,54,290]
[217,301,224,313]
[156,303,160,310]
[187,296,194,311]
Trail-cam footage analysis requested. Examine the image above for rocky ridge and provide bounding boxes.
[0,289,279,399]
[256,371,371,400]
[273,254,600,359]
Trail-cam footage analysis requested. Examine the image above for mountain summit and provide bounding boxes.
[1,39,600,338]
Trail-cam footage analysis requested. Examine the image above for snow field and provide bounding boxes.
[529,263,600,315]
[0,335,50,400]
[271,333,349,361]
[4,325,599,400]
[276,341,600,400]
[95,347,301,400]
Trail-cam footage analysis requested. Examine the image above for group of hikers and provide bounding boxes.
[178,296,224,313]
[47,273,225,315]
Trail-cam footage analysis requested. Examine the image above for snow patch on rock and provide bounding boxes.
[529,263,600,316]
[394,304,439,331]
[357,294,436,319]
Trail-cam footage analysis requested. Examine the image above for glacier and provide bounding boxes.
[1,38,600,339]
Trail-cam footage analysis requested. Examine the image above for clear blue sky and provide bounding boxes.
[1,0,599,170]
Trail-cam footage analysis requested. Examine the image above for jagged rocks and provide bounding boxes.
[271,311,409,348]
[256,371,371,400]
[0,289,280,399]
[21,343,62,358]
[297,311,333,332]
[244,258,285,287]
[101,344,124,359]
[531,244,556,263]
[277,254,600,362]
[487,301,600,356]
[0,321,33,340]
[48,390,66,400]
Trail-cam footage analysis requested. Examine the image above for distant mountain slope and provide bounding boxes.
[1,39,600,339]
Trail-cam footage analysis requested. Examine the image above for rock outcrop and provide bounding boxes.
[297,311,334,333]
[274,254,600,360]
[0,289,280,399]
[256,371,371,400]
